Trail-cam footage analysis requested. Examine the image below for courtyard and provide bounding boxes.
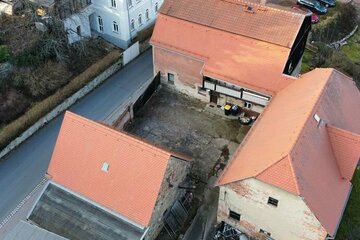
[124,86,251,182]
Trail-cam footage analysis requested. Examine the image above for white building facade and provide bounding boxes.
[90,0,163,49]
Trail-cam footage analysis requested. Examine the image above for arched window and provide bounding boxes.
[111,0,116,8]
[155,2,158,12]
[113,21,119,32]
[130,19,135,31]
[138,14,142,26]
[128,0,133,7]
[98,16,104,32]
[145,9,149,20]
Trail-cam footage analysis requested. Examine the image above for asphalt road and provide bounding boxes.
[0,49,153,222]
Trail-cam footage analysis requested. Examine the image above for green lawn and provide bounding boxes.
[341,29,360,64]
[336,168,360,239]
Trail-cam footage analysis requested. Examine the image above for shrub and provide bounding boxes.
[0,89,31,124]
[0,50,121,150]
[0,45,10,63]
[24,61,72,99]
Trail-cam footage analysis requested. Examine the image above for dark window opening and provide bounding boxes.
[267,197,279,207]
[229,210,241,221]
[260,229,271,236]
[168,73,175,83]
[76,26,81,36]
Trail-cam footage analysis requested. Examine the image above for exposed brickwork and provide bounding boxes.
[145,156,190,240]
[217,179,328,240]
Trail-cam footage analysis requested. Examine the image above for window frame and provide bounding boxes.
[113,21,119,33]
[229,210,241,221]
[167,73,175,83]
[138,13,142,26]
[267,197,279,207]
[130,19,135,31]
[98,16,104,32]
[145,9,150,20]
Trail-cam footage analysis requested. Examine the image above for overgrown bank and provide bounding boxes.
[0,49,122,151]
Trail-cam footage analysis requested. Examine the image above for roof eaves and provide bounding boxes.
[216,100,278,186]
[65,111,171,159]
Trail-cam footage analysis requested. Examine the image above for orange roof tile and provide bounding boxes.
[218,68,360,235]
[151,14,295,95]
[48,111,187,227]
[160,0,305,48]
[327,124,360,181]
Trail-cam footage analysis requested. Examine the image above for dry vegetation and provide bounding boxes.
[0,10,114,126]
[0,50,121,150]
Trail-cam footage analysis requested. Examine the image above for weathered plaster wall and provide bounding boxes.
[153,46,209,102]
[217,178,328,240]
[145,156,190,240]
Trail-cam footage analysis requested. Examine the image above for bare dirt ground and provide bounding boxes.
[124,86,249,182]
[124,86,252,240]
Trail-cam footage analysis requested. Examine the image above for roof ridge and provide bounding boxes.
[286,154,301,194]
[289,69,334,156]
[327,124,360,140]
[221,0,305,17]
[65,111,172,159]
[255,155,290,177]
[256,155,300,195]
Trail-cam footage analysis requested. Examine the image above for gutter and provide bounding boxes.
[332,184,353,238]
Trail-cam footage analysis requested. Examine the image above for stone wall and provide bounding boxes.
[145,156,191,240]
[217,178,328,240]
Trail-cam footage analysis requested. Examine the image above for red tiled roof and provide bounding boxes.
[151,14,295,95]
[160,0,305,48]
[327,124,360,181]
[218,68,360,235]
[48,111,187,227]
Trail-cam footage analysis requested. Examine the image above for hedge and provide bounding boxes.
[0,49,122,151]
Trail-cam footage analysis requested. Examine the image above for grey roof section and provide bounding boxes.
[28,183,145,240]
[4,221,68,240]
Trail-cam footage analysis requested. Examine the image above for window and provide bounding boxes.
[168,73,175,83]
[267,197,279,207]
[229,210,241,221]
[98,16,104,32]
[101,162,110,172]
[146,9,149,20]
[128,0,133,7]
[76,25,81,36]
[111,0,116,7]
[138,14,142,26]
[130,19,135,31]
[155,2,158,12]
[260,229,271,237]
[198,86,207,96]
[244,102,252,109]
[113,21,119,32]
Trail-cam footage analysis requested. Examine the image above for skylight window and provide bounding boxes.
[101,162,110,172]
